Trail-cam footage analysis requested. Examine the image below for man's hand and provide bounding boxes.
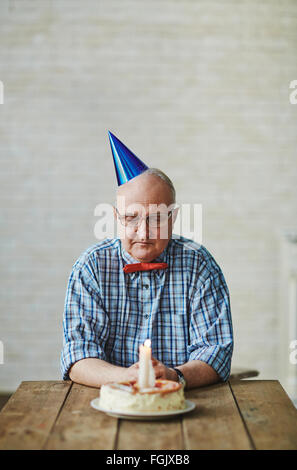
[124,362,141,382]
[124,358,178,382]
[151,357,178,381]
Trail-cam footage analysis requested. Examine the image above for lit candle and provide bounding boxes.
[138,339,155,389]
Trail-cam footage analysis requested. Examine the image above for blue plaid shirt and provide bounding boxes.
[61,236,233,381]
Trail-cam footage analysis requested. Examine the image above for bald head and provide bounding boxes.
[116,169,175,208]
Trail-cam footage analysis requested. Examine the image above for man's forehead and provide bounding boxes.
[116,197,171,212]
[116,174,173,207]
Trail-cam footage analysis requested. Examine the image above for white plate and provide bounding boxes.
[90,398,196,420]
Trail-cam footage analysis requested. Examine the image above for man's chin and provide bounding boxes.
[133,242,154,253]
[132,242,156,261]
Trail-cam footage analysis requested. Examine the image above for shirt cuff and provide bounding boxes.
[61,340,106,380]
[188,343,233,382]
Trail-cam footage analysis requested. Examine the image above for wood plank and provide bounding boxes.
[183,382,253,450]
[230,380,297,450]
[117,417,183,450]
[44,383,118,450]
[0,381,72,450]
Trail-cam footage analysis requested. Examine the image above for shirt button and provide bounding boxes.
[143,284,149,289]
[144,314,149,319]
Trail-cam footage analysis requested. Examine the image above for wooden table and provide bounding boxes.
[0,380,296,450]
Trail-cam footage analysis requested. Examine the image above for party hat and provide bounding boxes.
[108,131,149,186]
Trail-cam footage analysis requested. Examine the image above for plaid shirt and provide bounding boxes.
[61,236,233,381]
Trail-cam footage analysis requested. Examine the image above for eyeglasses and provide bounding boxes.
[115,208,174,228]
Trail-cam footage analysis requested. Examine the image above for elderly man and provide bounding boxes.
[61,134,233,390]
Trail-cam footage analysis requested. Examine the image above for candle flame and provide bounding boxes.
[144,339,151,348]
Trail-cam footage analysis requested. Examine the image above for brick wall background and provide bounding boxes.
[0,0,297,394]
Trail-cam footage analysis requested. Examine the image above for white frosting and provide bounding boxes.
[99,380,185,412]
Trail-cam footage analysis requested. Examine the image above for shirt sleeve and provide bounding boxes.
[60,256,110,380]
[187,267,234,382]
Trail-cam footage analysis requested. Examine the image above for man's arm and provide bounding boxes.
[185,267,234,384]
[61,256,113,384]
[174,360,220,388]
[152,358,220,389]
[62,257,141,388]
[154,265,233,388]
[69,355,220,389]
[70,358,126,387]
[69,357,140,388]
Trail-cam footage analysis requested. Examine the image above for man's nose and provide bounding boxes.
[136,217,149,238]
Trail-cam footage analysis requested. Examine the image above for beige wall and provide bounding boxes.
[0,0,297,393]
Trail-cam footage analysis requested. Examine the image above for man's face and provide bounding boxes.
[114,174,178,262]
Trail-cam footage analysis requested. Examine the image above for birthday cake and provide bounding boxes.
[99,379,185,412]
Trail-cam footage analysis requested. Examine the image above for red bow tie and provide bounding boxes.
[123,262,168,273]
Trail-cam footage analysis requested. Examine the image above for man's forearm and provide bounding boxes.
[69,357,221,389]
[69,358,128,388]
[175,360,221,389]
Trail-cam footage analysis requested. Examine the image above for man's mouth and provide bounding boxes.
[134,241,152,245]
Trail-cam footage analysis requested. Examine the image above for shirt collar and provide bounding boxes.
[119,239,171,279]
